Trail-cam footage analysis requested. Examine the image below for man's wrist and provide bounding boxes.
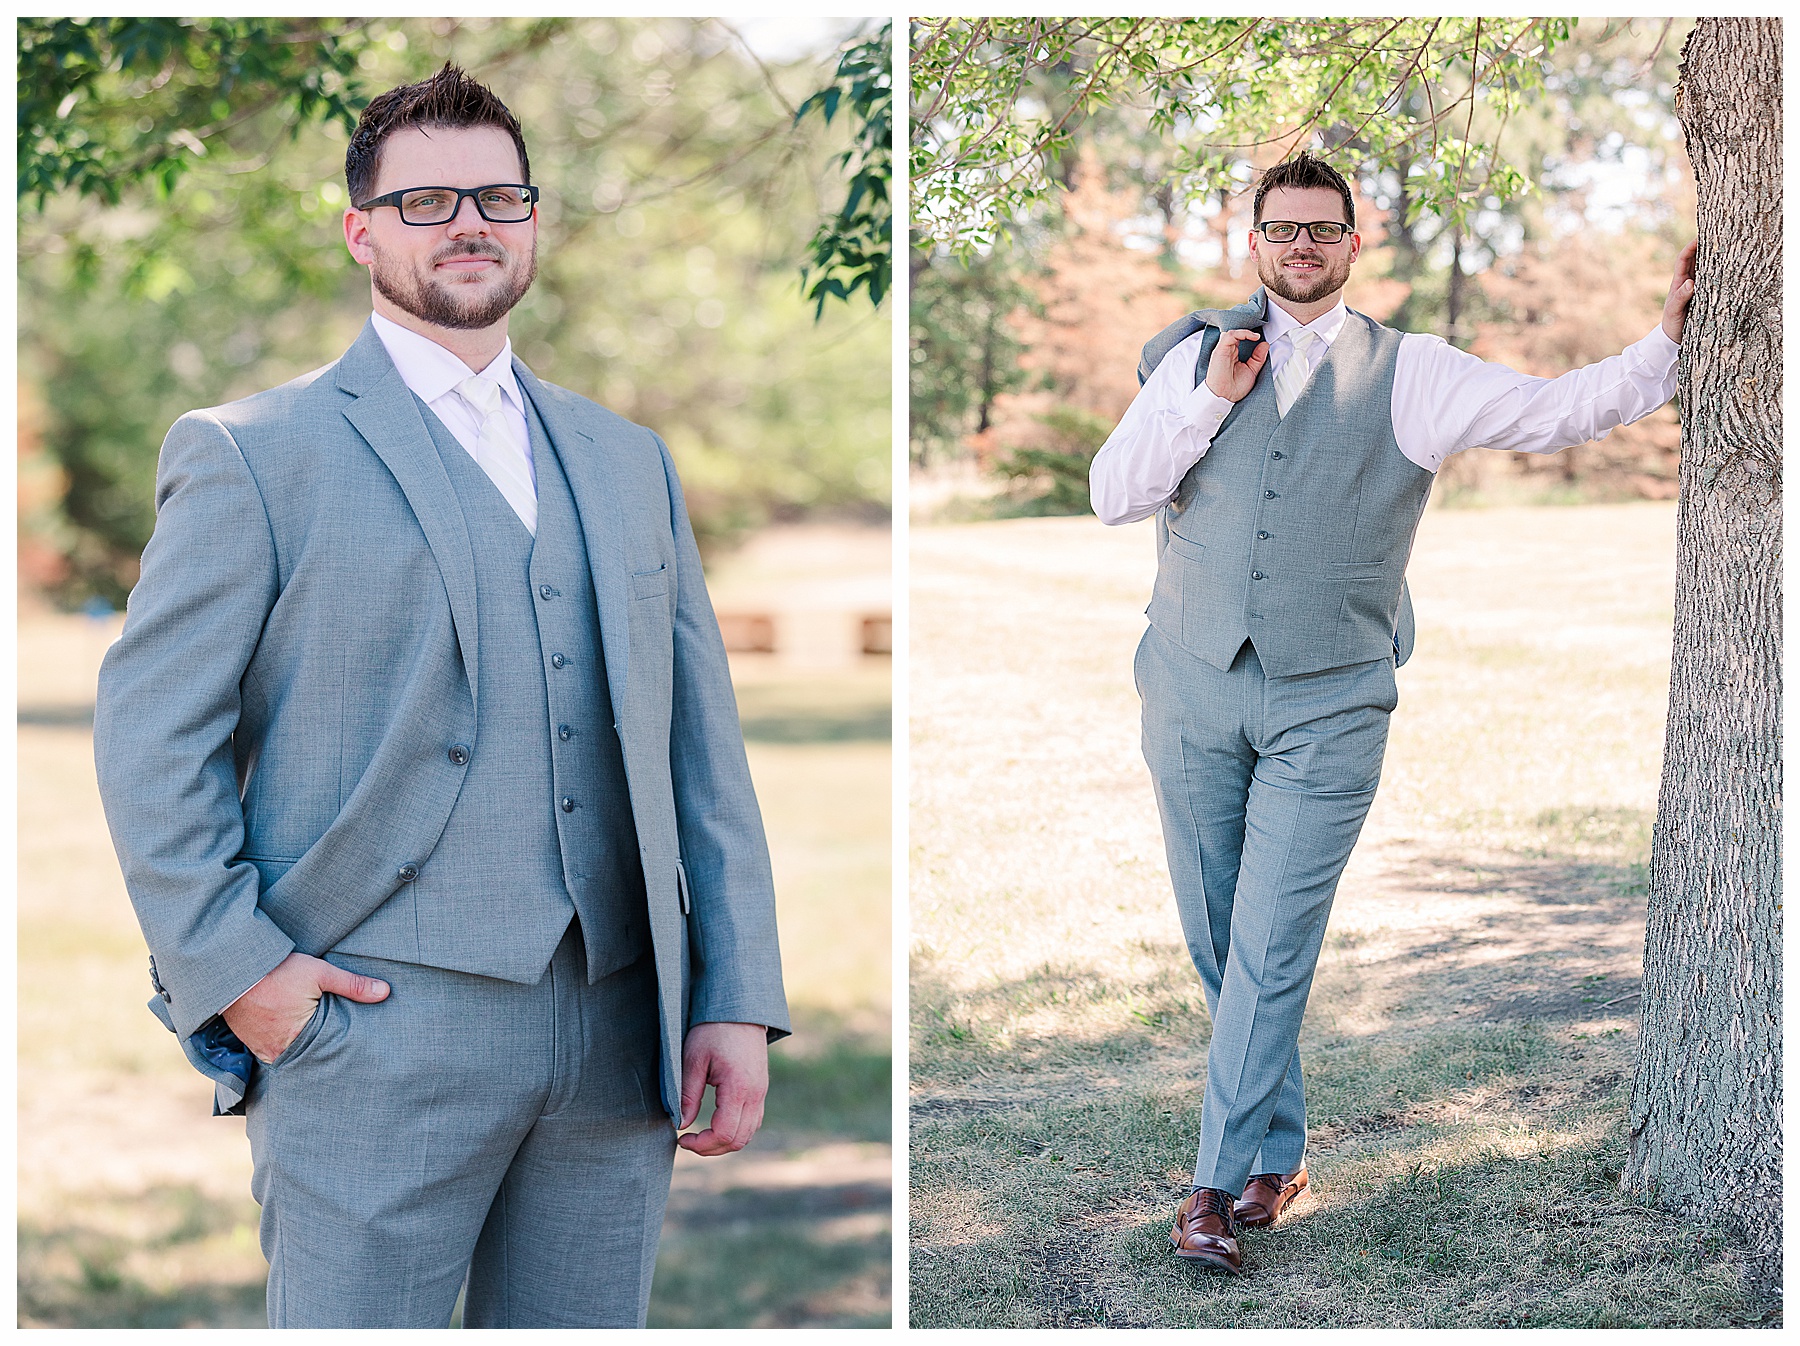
[1183,382,1234,432]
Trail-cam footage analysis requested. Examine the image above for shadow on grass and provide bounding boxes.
[733,680,891,744]
[910,1087,1769,1329]
[765,1028,893,1145]
[910,825,1772,1328]
[19,1184,265,1328]
[20,1038,893,1329]
[653,1020,892,1327]
[651,1224,890,1328]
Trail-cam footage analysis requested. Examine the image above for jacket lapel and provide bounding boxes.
[336,321,481,703]
[513,360,632,728]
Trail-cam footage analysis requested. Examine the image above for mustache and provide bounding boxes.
[432,241,507,264]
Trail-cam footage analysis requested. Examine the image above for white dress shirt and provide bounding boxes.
[1090,297,1681,526]
[370,312,537,525]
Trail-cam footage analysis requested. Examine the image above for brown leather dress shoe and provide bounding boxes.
[1234,1166,1309,1229]
[1170,1187,1241,1273]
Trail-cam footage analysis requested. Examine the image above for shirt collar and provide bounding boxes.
[370,311,521,409]
[1261,296,1349,350]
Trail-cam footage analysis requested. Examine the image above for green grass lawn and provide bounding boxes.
[908,502,1770,1329]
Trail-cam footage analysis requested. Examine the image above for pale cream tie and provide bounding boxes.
[455,373,537,535]
[1273,328,1319,418]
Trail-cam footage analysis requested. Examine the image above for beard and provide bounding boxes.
[370,237,538,330]
[1256,247,1350,306]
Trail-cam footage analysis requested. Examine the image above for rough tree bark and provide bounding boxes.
[1624,16,1782,1285]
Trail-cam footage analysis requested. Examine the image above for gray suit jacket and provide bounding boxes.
[95,320,789,1118]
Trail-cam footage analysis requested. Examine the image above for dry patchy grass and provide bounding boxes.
[909,502,1769,1328]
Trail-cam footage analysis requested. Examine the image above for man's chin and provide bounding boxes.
[374,277,530,332]
[1264,272,1343,306]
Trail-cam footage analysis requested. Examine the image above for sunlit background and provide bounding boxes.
[19,16,890,1327]
[911,17,1690,517]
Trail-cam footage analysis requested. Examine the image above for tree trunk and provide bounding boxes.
[1624,16,1782,1289]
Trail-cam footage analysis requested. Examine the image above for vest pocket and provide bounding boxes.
[1164,529,1207,562]
[1329,559,1389,579]
[1146,528,1204,648]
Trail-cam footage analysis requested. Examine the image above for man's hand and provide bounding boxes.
[678,1021,769,1156]
[1662,240,1697,343]
[220,952,390,1064]
[1204,328,1270,402]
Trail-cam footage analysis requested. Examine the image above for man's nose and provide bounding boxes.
[444,194,491,236]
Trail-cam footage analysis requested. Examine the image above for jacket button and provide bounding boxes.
[1271,450,1284,460]
[561,797,576,813]
[1252,571,1265,581]
[1264,489,1278,499]
[1257,531,1271,540]
[539,584,557,600]
[448,744,470,765]
[551,653,566,669]
[558,724,573,741]
[397,863,418,882]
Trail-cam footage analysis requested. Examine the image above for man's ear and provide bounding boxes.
[1347,230,1362,265]
[343,209,374,268]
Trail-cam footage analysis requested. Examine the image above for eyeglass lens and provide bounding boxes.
[400,186,533,224]
[1263,221,1347,244]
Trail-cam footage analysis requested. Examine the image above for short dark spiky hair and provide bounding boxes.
[1252,152,1355,229]
[345,63,530,207]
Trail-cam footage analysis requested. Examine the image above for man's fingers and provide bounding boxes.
[679,1045,711,1128]
[313,962,389,1003]
[678,1080,703,1131]
[1669,241,1697,294]
[708,1093,748,1149]
[677,1127,730,1156]
[1222,329,1261,361]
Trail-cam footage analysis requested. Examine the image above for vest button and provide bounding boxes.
[561,797,577,813]
[538,584,557,600]
[1264,489,1278,499]
[558,724,573,741]
[397,863,418,883]
[1257,531,1271,540]
[551,653,566,669]
[448,743,470,765]
[1252,571,1265,581]
[1271,451,1284,460]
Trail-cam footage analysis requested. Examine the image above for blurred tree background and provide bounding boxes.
[19,16,891,607]
[908,17,1691,513]
[17,16,894,1330]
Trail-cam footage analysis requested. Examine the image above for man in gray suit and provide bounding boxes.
[1089,153,1694,1274]
[94,64,788,1327]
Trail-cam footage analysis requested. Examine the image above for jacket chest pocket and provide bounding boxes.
[630,562,670,600]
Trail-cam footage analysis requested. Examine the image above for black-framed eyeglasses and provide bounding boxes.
[354,183,540,225]
[1255,219,1351,245]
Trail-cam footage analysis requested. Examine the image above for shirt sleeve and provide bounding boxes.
[1090,332,1236,525]
[1393,325,1680,471]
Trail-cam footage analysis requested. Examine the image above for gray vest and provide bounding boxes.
[334,390,648,981]
[1141,291,1432,677]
